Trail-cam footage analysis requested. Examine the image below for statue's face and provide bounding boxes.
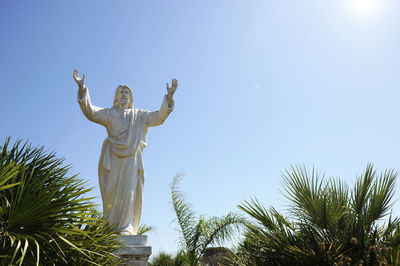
[117,87,130,106]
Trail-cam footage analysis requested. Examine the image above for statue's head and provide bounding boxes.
[113,85,134,109]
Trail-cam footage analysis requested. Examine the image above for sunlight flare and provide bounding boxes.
[348,0,382,21]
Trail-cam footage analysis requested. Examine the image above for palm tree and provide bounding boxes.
[235,164,400,265]
[171,175,245,266]
[0,138,122,265]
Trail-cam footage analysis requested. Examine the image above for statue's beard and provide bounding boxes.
[116,101,134,109]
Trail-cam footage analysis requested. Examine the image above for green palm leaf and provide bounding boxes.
[170,175,244,265]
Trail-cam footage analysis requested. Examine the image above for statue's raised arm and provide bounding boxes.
[145,78,177,127]
[74,70,108,126]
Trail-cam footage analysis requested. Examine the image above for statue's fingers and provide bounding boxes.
[83,73,85,81]
[166,82,169,89]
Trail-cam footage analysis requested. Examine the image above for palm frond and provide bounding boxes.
[367,168,397,223]
[170,175,243,265]
[198,212,245,254]
[170,174,196,251]
[137,224,155,235]
[351,163,375,216]
[283,165,347,230]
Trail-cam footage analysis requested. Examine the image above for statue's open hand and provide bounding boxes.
[73,69,86,98]
[166,78,178,97]
[73,69,85,87]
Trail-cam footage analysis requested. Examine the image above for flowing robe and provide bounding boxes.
[78,87,173,234]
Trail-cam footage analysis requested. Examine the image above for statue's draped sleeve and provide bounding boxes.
[146,95,174,127]
[77,86,109,127]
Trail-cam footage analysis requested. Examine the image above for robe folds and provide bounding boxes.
[78,87,173,234]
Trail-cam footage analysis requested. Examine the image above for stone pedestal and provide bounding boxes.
[115,235,152,266]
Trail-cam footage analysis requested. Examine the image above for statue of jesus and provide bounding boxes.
[73,69,177,235]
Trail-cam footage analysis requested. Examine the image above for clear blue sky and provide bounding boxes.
[1,0,400,256]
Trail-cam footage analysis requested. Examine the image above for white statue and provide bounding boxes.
[74,69,177,235]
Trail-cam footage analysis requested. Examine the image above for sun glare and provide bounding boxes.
[348,0,381,21]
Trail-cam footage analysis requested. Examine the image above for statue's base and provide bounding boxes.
[115,235,152,266]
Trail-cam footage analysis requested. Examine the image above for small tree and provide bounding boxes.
[0,138,122,265]
[171,175,245,265]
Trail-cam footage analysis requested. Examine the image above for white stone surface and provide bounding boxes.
[74,70,177,235]
[118,235,148,246]
[115,235,152,266]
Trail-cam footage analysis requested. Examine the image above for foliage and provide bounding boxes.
[202,247,235,265]
[149,250,186,266]
[0,138,122,265]
[137,224,155,235]
[234,164,400,266]
[171,175,245,266]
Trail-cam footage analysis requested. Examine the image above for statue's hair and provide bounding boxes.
[113,85,134,109]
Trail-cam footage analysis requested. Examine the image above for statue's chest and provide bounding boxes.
[109,110,132,133]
